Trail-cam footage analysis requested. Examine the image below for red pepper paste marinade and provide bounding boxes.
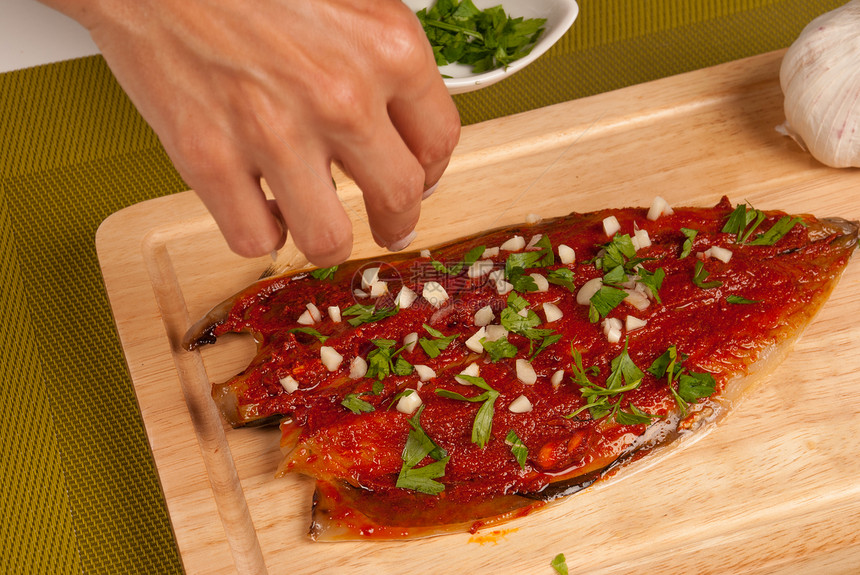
[185,196,857,539]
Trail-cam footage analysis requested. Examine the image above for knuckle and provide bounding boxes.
[300,225,353,267]
[378,172,424,215]
[417,120,461,168]
[375,10,431,72]
[171,129,237,180]
[227,231,277,259]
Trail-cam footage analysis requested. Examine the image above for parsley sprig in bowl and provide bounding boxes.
[406,0,579,94]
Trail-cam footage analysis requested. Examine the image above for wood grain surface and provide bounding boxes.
[97,50,860,575]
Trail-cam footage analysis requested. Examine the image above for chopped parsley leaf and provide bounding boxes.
[726,294,761,304]
[287,327,329,343]
[435,375,499,448]
[309,265,338,280]
[680,228,698,259]
[546,267,576,291]
[342,303,398,327]
[692,260,722,289]
[481,336,519,362]
[418,323,460,358]
[365,339,413,380]
[341,393,374,415]
[396,405,449,494]
[588,285,628,323]
[505,430,528,470]
[551,553,569,575]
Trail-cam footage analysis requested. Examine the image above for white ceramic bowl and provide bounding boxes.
[405,0,579,95]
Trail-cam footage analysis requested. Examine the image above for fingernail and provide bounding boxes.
[422,182,439,200]
[270,250,279,262]
[387,230,417,252]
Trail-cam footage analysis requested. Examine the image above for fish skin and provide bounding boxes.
[184,197,858,540]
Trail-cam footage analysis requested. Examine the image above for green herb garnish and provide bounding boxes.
[546,267,576,291]
[722,203,804,246]
[505,430,528,469]
[679,228,698,259]
[435,375,499,448]
[341,393,375,415]
[309,265,338,280]
[417,0,547,74]
[418,323,460,358]
[287,327,329,343]
[726,295,761,304]
[365,339,413,380]
[588,285,628,323]
[341,303,398,327]
[396,406,449,494]
[647,345,716,413]
[481,336,519,362]
[551,553,569,575]
[566,343,652,424]
[692,260,722,289]
[635,267,665,303]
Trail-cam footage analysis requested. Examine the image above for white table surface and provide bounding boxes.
[1,0,99,73]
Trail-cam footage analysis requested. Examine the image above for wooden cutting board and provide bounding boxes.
[97,50,860,575]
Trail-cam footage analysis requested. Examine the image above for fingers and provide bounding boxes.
[260,145,355,268]
[337,120,424,252]
[188,162,286,258]
[387,60,461,196]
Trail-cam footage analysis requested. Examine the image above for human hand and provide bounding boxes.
[41,0,461,266]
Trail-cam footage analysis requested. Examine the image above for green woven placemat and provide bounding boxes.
[0,1,844,573]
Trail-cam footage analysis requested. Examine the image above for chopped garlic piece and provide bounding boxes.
[526,234,543,250]
[516,359,537,385]
[369,280,388,298]
[603,215,621,237]
[413,364,436,381]
[577,277,603,305]
[349,356,368,379]
[306,303,322,323]
[602,317,623,343]
[420,249,431,258]
[530,273,549,292]
[632,228,652,251]
[484,324,508,342]
[508,395,533,413]
[297,309,315,325]
[327,305,341,323]
[396,390,422,415]
[623,288,651,311]
[626,315,648,332]
[394,285,418,309]
[496,280,513,295]
[558,244,575,264]
[403,331,418,353]
[551,369,565,387]
[465,327,487,353]
[360,267,380,290]
[543,302,563,323]
[526,213,542,224]
[467,259,494,278]
[647,196,674,221]
[422,281,449,308]
[705,246,733,263]
[279,375,299,393]
[474,305,494,327]
[500,235,526,251]
[455,362,480,385]
[483,246,500,258]
[320,346,343,371]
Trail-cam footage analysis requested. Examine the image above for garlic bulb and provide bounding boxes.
[779,0,860,168]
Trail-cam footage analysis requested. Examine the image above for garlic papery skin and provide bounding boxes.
[779,0,860,168]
